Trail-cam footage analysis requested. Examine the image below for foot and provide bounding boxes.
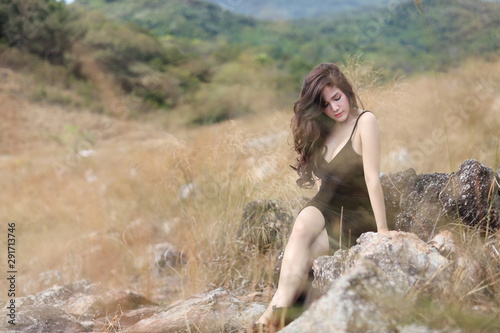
[257,306,296,331]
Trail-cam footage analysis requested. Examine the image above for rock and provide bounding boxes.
[382,169,450,239]
[381,167,418,230]
[440,159,500,232]
[21,270,63,296]
[428,230,482,292]
[1,304,91,333]
[280,261,406,333]
[0,280,157,332]
[381,159,500,240]
[128,288,266,333]
[15,280,97,315]
[282,259,459,333]
[151,241,187,276]
[93,307,158,332]
[1,281,94,333]
[238,199,295,252]
[94,288,156,315]
[428,230,457,258]
[312,232,451,294]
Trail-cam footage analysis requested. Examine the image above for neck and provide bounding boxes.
[337,107,360,129]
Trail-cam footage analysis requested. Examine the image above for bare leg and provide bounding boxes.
[257,207,329,325]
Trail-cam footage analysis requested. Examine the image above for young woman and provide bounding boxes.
[256,63,389,328]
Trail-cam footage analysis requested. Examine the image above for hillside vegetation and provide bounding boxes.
[205,0,405,20]
[1,0,500,330]
[2,0,500,125]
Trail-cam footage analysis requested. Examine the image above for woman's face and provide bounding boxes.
[321,85,352,123]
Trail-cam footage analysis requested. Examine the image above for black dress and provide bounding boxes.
[303,111,376,247]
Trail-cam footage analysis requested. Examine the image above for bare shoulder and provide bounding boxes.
[358,111,379,130]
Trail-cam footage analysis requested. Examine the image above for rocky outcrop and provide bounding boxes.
[281,231,478,333]
[128,288,265,333]
[312,231,451,294]
[3,304,91,333]
[440,159,500,231]
[281,260,459,333]
[0,281,264,333]
[382,159,500,240]
[2,230,490,333]
[241,160,499,249]
[281,262,406,333]
[0,280,157,333]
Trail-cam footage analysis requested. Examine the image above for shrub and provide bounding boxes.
[1,0,74,64]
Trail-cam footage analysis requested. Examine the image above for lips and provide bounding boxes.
[334,111,343,118]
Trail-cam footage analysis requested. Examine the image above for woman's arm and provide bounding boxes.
[358,113,389,234]
[315,178,322,191]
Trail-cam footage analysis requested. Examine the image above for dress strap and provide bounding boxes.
[349,110,372,141]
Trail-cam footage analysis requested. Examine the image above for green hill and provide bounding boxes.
[2,0,499,124]
[205,0,406,20]
[75,0,500,76]
[74,0,256,39]
[281,0,500,74]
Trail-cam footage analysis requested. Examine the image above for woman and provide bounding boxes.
[256,63,389,329]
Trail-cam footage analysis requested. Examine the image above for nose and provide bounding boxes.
[329,102,340,111]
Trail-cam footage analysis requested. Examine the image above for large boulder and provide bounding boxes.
[312,232,451,294]
[382,159,500,240]
[128,288,265,333]
[440,159,500,232]
[0,280,157,333]
[0,281,94,333]
[281,231,472,333]
[281,262,400,332]
[2,304,91,333]
[281,261,453,333]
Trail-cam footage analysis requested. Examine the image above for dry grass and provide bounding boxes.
[0,55,499,329]
[377,57,500,173]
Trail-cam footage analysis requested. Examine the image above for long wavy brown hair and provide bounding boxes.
[291,63,360,189]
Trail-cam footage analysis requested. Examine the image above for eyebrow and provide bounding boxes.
[321,90,340,104]
[329,92,340,100]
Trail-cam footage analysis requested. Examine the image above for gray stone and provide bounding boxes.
[382,169,450,240]
[93,307,158,332]
[1,303,90,333]
[312,232,451,294]
[281,262,406,333]
[128,288,266,333]
[152,241,187,276]
[381,159,500,240]
[282,260,460,333]
[428,230,482,292]
[0,280,156,332]
[440,159,500,232]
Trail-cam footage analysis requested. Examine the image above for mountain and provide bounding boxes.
[224,0,500,74]
[73,0,256,39]
[205,0,406,20]
[76,0,500,73]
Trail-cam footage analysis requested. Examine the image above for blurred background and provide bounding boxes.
[0,0,499,305]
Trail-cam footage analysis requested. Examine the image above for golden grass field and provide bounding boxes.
[0,55,499,316]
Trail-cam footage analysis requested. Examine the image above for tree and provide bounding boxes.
[1,0,74,64]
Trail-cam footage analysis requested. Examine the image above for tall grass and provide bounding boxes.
[0,54,499,331]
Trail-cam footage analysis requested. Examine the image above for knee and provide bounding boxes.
[289,216,321,244]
